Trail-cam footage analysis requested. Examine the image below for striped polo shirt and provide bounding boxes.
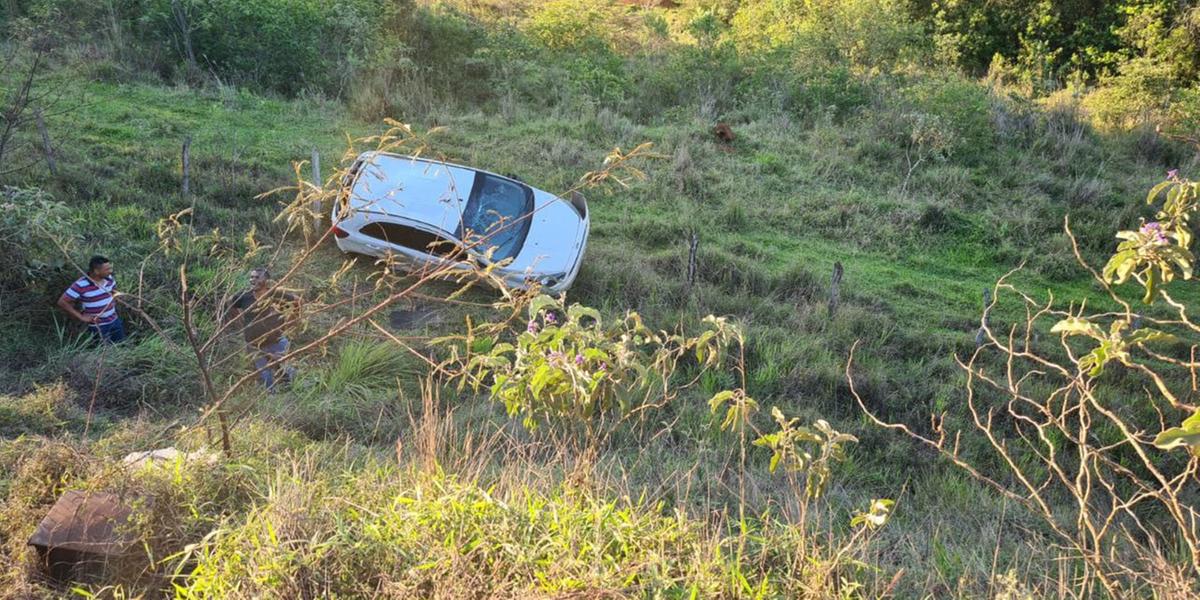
[64,275,118,325]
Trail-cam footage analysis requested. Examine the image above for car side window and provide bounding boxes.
[359,222,463,260]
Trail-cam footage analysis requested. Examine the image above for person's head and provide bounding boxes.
[249,268,271,289]
[88,255,112,278]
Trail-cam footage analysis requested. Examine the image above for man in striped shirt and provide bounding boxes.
[57,255,126,344]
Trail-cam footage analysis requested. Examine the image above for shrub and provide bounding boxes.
[854,173,1200,594]
[730,0,924,72]
[0,186,76,282]
[1085,57,1180,129]
[740,58,874,121]
[438,294,739,434]
[522,2,630,106]
[526,0,614,53]
[270,340,416,439]
[143,0,385,95]
[901,76,996,163]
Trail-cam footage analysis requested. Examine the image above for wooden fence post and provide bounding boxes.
[35,108,55,176]
[181,136,191,196]
[311,148,323,213]
[829,261,843,317]
[686,231,699,291]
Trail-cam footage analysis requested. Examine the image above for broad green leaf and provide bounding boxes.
[582,348,610,362]
[530,364,555,397]
[1080,344,1110,377]
[1126,328,1175,345]
[1161,245,1195,279]
[1103,249,1138,283]
[721,406,738,430]
[1146,180,1173,204]
[527,295,558,319]
[1153,411,1200,454]
[707,390,735,414]
[1050,317,1101,338]
[566,304,602,327]
[851,498,895,529]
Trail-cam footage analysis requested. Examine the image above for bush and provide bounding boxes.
[521,1,631,106]
[270,340,416,439]
[1085,57,1180,129]
[730,0,924,72]
[143,0,385,95]
[739,56,874,121]
[0,187,76,281]
[901,76,996,164]
[526,0,614,53]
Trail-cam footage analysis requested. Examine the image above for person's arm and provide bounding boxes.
[57,287,97,324]
[224,293,246,332]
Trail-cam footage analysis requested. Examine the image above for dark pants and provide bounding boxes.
[251,336,295,392]
[88,317,126,344]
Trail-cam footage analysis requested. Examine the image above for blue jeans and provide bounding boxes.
[88,317,126,344]
[252,337,295,392]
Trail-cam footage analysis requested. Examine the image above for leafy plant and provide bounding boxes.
[439,293,740,433]
[0,186,76,279]
[752,407,858,499]
[1103,175,1199,302]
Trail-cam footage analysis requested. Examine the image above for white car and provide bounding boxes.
[331,151,589,293]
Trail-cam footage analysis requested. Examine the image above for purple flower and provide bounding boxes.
[575,354,584,366]
[544,312,557,325]
[1141,221,1169,245]
[527,320,540,334]
[1168,169,1180,181]
[599,362,608,371]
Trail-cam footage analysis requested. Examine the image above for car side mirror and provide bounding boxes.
[570,191,588,219]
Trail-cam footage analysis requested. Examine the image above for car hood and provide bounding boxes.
[506,190,585,275]
[347,154,474,235]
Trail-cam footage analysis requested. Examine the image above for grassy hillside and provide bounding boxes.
[1,1,1199,598]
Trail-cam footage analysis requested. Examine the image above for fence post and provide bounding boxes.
[829,261,843,317]
[35,108,55,176]
[686,231,699,292]
[312,148,324,214]
[181,136,191,196]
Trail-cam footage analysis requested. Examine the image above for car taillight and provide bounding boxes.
[332,225,349,239]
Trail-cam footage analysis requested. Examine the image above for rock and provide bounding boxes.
[122,447,215,469]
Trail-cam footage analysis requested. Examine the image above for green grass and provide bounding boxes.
[0,56,1196,597]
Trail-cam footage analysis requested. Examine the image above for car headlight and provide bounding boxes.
[539,273,566,288]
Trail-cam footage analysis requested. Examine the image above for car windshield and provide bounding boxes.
[457,173,533,262]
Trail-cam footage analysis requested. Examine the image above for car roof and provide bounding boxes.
[347,152,480,236]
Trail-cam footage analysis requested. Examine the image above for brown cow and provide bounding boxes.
[713,122,735,145]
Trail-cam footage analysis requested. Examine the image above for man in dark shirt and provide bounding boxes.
[227,268,300,391]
